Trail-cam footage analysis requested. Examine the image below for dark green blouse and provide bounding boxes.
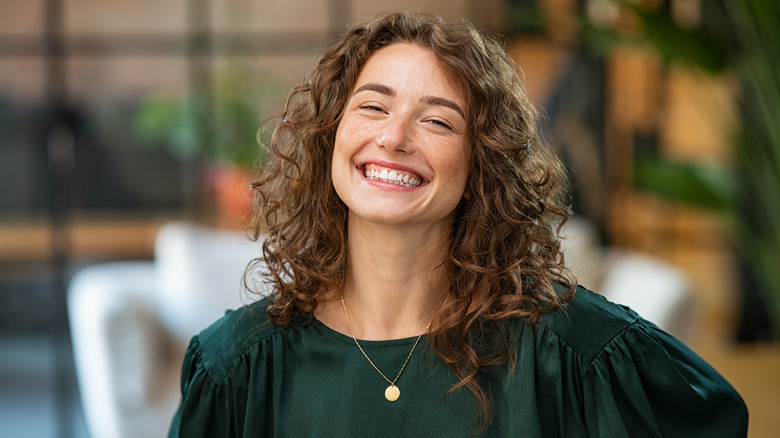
[169,287,747,437]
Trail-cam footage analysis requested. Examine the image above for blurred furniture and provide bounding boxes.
[67,217,692,438]
[68,221,266,438]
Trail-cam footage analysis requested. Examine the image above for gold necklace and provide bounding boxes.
[340,294,431,402]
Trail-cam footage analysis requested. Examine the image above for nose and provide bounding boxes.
[377,116,410,153]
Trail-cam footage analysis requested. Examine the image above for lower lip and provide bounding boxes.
[357,166,422,191]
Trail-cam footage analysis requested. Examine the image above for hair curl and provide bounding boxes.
[248,11,576,428]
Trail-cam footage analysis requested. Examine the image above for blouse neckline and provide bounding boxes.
[308,317,428,348]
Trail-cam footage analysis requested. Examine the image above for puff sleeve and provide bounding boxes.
[581,320,748,437]
[528,289,749,437]
[168,306,280,438]
[168,337,245,438]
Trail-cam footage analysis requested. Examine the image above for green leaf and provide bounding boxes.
[633,156,734,212]
[630,4,730,73]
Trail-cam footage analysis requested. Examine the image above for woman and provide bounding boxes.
[170,12,747,437]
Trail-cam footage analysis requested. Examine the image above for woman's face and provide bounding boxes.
[332,43,471,229]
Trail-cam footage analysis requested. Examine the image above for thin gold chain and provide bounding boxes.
[340,294,430,386]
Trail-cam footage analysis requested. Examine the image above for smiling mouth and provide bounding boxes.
[362,163,423,188]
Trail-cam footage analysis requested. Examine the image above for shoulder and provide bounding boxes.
[533,288,748,436]
[537,285,643,364]
[190,297,284,380]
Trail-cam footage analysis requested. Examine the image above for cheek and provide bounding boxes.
[332,122,355,168]
[443,144,471,184]
[333,120,360,160]
[331,125,353,200]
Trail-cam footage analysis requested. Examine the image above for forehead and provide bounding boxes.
[354,43,466,105]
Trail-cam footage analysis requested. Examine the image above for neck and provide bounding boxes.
[320,213,451,340]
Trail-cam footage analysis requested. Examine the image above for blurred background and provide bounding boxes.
[0,0,777,437]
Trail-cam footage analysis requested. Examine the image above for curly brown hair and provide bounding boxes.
[248,11,576,427]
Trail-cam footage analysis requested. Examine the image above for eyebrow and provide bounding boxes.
[353,82,466,121]
[353,83,395,97]
[423,96,466,121]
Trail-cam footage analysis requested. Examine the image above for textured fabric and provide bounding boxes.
[169,287,748,437]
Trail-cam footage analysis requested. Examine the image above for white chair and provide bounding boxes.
[560,216,694,340]
[68,222,266,438]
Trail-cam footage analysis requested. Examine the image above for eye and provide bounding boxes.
[427,118,452,130]
[359,104,385,112]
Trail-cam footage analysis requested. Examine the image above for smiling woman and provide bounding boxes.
[169,11,748,438]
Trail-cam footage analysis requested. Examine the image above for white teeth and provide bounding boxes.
[362,165,422,188]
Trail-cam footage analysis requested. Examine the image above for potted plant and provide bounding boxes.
[135,67,290,226]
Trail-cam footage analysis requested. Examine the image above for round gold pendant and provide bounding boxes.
[385,385,400,402]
